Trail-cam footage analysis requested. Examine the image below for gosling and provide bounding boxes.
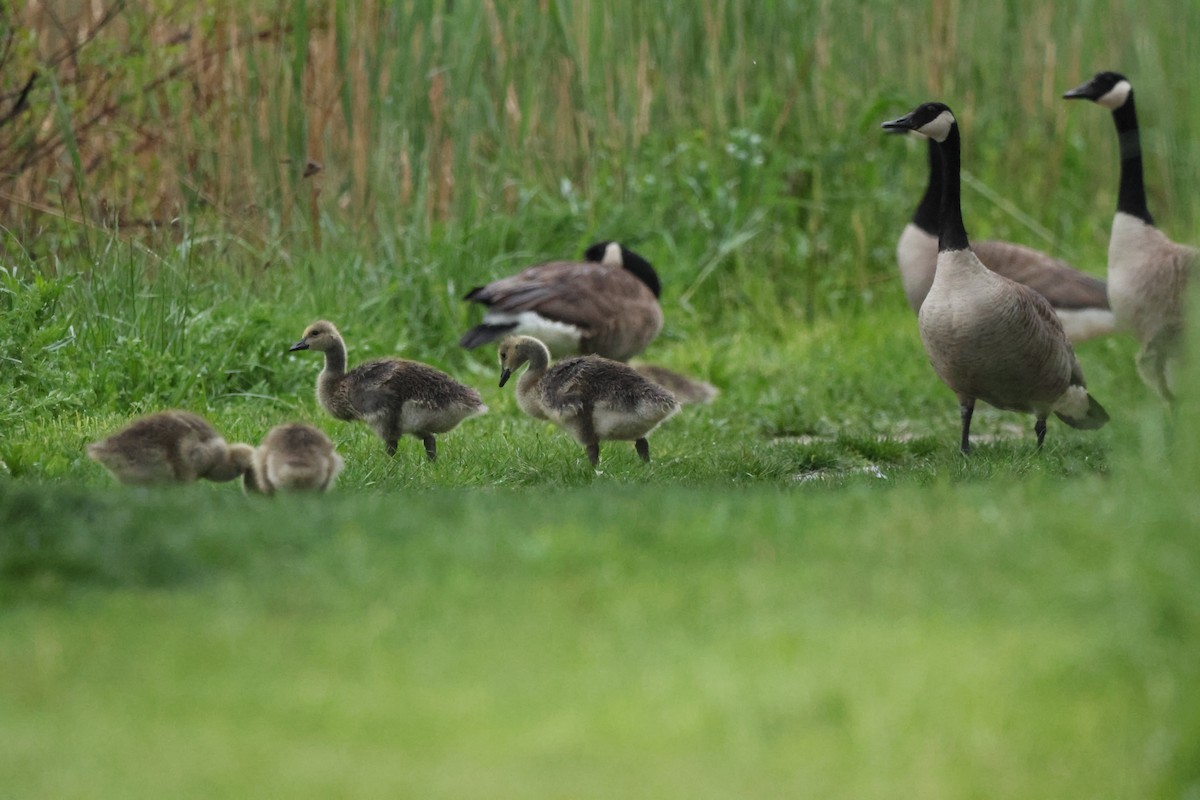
[87,410,255,485]
[497,335,680,466]
[245,422,344,495]
[290,320,486,460]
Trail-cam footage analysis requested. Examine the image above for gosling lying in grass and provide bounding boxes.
[498,335,679,466]
[87,410,255,485]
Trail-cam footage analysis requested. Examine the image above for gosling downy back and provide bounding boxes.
[87,410,255,485]
[497,335,679,465]
[461,241,664,362]
[290,320,486,461]
[882,102,1109,453]
[893,137,1114,342]
[1064,71,1197,402]
[246,422,344,495]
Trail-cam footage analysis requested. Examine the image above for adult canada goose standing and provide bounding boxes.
[892,136,1115,342]
[881,102,1109,453]
[245,422,344,495]
[461,241,663,361]
[87,410,255,485]
[1064,71,1197,402]
[497,335,679,466]
[290,320,486,461]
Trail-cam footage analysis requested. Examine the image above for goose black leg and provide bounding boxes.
[585,442,601,466]
[421,434,437,461]
[635,438,650,462]
[959,397,975,455]
[1034,417,1047,450]
[386,439,398,457]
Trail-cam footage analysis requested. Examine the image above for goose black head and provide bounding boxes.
[1063,71,1132,110]
[881,102,957,143]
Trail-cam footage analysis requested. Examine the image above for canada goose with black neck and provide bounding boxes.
[881,102,1109,453]
[1064,71,1196,402]
[497,335,679,466]
[461,241,663,362]
[290,321,486,461]
[892,136,1114,342]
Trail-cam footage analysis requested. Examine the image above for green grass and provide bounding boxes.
[3,1,1200,796]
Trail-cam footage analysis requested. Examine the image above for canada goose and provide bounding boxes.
[461,241,663,362]
[881,102,1109,453]
[1064,71,1197,402]
[497,335,680,465]
[245,422,344,495]
[289,320,486,460]
[892,137,1115,342]
[87,410,255,485]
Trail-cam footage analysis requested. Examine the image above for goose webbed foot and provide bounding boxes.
[635,438,650,462]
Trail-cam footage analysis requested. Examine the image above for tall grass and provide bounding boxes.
[0,0,1196,454]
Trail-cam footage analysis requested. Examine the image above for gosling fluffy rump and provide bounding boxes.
[247,422,344,495]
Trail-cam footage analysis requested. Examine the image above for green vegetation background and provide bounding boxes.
[1,1,1198,797]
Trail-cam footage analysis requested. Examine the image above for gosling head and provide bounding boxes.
[881,101,956,143]
[498,335,550,387]
[1063,71,1132,110]
[290,320,341,353]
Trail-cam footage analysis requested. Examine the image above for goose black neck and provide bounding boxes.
[935,123,970,252]
[623,257,662,298]
[1111,95,1153,224]
[911,138,942,235]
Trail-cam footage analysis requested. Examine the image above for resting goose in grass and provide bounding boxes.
[881,102,1109,454]
[290,320,486,461]
[245,422,344,495]
[461,241,663,361]
[87,410,255,485]
[1064,71,1197,403]
[892,136,1115,342]
[497,335,679,466]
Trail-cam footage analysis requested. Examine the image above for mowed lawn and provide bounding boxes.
[3,427,1199,797]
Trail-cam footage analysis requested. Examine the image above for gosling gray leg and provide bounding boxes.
[386,439,398,457]
[421,434,437,462]
[579,404,600,466]
[635,438,650,462]
[959,397,975,455]
[1034,416,1047,450]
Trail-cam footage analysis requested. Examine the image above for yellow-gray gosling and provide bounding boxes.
[498,335,679,466]
[290,320,486,461]
[87,410,255,485]
[245,422,344,495]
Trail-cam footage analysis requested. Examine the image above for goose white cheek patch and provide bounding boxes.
[1098,80,1132,110]
[919,110,955,142]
